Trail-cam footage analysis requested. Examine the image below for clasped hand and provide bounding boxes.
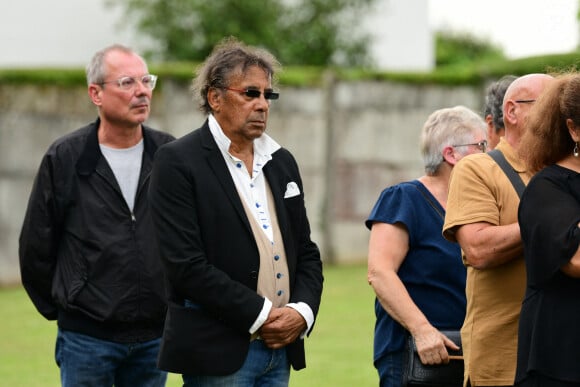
[258,307,306,349]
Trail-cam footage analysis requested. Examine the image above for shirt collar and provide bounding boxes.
[496,137,526,173]
[208,114,281,159]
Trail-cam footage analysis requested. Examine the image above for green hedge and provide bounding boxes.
[1,52,579,88]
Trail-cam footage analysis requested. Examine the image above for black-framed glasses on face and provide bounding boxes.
[99,74,158,91]
[224,87,279,100]
[514,99,536,104]
[452,140,488,153]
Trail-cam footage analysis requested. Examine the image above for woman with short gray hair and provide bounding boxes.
[366,105,487,387]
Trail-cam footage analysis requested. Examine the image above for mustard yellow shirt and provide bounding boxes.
[443,138,531,386]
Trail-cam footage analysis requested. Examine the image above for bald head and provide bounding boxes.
[502,73,554,148]
[503,74,553,105]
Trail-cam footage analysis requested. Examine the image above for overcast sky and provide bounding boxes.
[0,0,577,67]
[429,0,579,58]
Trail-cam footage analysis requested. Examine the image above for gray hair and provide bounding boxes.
[483,75,517,132]
[85,44,142,86]
[192,36,281,115]
[420,105,487,175]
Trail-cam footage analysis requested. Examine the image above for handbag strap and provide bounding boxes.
[487,149,526,198]
[412,181,444,221]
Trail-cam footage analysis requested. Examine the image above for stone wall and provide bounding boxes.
[0,78,483,285]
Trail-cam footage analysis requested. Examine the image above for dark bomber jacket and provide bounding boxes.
[19,118,174,343]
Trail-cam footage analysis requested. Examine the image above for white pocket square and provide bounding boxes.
[284,182,301,198]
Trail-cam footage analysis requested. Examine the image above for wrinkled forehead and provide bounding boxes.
[226,64,272,85]
[104,50,148,75]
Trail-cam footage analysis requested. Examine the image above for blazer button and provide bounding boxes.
[250,271,258,279]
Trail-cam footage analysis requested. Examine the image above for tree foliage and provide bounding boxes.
[107,0,377,67]
[435,29,505,67]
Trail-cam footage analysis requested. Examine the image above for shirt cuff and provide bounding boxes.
[287,302,314,338]
[249,297,272,334]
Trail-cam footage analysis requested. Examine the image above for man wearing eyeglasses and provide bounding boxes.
[19,44,174,387]
[442,73,553,387]
[148,37,323,386]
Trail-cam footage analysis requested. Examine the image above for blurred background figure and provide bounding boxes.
[483,74,517,150]
[366,105,487,387]
[515,73,580,387]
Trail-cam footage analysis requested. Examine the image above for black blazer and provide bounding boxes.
[149,121,323,375]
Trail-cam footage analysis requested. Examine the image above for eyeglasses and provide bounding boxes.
[452,140,487,153]
[99,74,157,91]
[514,99,535,104]
[224,87,279,100]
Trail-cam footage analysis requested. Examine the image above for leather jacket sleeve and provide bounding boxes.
[19,150,63,320]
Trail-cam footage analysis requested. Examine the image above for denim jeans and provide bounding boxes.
[375,351,404,387]
[55,328,167,387]
[182,339,290,387]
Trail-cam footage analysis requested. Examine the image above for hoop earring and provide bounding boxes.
[575,142,579,157]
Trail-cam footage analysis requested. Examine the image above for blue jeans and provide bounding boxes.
[182,339,290,386]
[55,328,167,387]
[375,351,404,387]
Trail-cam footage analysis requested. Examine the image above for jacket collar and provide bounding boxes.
[76,117,158,176]
[207,114,281,158]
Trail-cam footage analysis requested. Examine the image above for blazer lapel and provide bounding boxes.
[200,123,252,232]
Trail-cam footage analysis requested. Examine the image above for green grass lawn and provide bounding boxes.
[0,263,377,387]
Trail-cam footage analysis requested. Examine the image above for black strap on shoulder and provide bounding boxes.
[411,181,445,221]
[488,149,526,198]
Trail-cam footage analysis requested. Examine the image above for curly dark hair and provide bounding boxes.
[483,75,517,132]
[191,36,281,115]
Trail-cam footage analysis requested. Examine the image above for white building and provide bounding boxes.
[367,0,433,71]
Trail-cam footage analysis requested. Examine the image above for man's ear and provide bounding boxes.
[88,84,102,106]
[503,100,517,126]
[485,114,495,141]
[485,114,494,131]
[208,88,221,113]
